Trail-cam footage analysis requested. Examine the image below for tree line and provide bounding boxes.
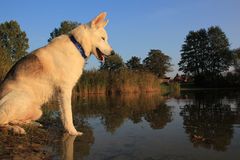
[179,26,240,87]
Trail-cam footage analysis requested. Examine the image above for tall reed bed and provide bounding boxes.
[73,69,179,95]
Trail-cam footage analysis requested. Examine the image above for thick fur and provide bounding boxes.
[0,12,113,135]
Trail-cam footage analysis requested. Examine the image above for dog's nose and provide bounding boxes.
[110,50,115,56]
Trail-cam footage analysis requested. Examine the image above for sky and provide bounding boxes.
[1,0,240,77]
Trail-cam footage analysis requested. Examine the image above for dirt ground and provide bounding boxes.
[0,121,63,160]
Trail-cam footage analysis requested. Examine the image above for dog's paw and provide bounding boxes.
[68,130,83,136]
[10,125,26,135]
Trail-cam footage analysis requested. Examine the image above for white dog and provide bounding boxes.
[0,12,114,135]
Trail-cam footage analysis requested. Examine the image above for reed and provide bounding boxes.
[73,69,179,95]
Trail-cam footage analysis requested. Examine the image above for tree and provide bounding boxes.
[232,48,240,74]
[0,20,29,62]
[143,49,172,77]
[179,26,231,77]
[0,43,12,80]
[126,56,143,71]
[48,21,80,42]
[207,26,232,75]
[100,53,125,71]
[178,29,209,76]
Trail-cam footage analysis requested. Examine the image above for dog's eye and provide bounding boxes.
[101,37,105,41]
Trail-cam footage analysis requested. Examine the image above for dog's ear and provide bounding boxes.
[91,12,108,29]
[100,19,109,28]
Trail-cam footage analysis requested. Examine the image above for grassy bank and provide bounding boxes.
[74,70,180,95]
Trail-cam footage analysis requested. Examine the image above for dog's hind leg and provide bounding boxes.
[0,94,37,134]
[9,109,43,127]
[0,109,43,134]
[0,110,26,135]
[0,113,26,134]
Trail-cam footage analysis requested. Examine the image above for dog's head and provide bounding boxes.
[71,12,114,61]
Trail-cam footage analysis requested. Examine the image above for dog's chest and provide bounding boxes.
[64,55,84,80]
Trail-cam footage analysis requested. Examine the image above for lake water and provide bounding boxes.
[67,90,240,160]
[1,90,240,160]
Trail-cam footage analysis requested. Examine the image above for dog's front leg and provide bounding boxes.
[59,88,82,136]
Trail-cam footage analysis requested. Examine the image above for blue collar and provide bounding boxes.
[69,35,87,59]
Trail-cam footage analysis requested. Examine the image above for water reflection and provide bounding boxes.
[180,90,240,151]
[62,122,94,160]
[62,134,76,160]
[73,94,172,133]
[73,121,94,159]
[1,91,240,159]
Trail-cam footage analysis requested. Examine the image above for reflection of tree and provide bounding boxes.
[129,111,144,124]
[102,106,125,133]
[180,90,240,151]
[144,104,172,129]
[73,94,173,133]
